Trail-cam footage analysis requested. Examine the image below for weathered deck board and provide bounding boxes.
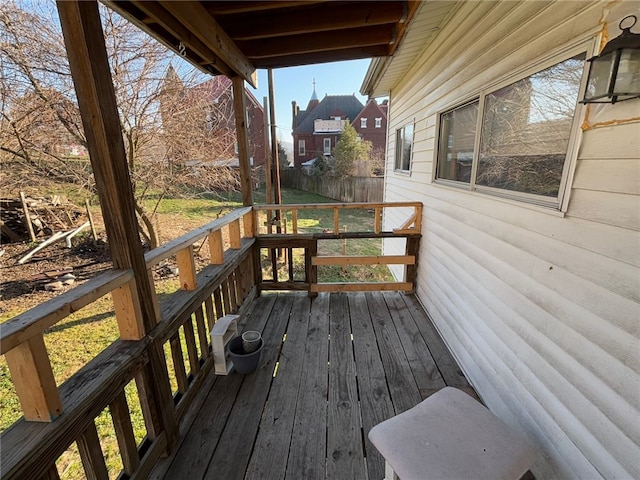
[349,292,395,480]
[151,292,475,480]
[245,295,311,479]
[327,293,366,479]
[203,295,294,480]
[366,291,423,414]
[285,293,330,480]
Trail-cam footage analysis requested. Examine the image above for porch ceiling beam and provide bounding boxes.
[128,1,232,77]
[237,25,395,60]
[159,1,257,87]
[204,1,324,15]
[250,45,391,70]
[221,2,405,40]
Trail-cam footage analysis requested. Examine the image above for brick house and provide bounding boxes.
[292,88,388,168]
[162,67,266,167]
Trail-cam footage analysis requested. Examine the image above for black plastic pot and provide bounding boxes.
[228,336,263,374]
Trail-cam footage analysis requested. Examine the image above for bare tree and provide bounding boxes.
[1,1,245,248]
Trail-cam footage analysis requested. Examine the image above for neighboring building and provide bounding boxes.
[353,98,388,157]
[291,86,388,168]
[361,1,639,479]
[162,67,266,167]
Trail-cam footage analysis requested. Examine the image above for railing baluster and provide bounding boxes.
[77,421,110,480]
[243,211,254,238]
[4,333,62,422]
[374,207,382,234]
[222,279,233,314]
[111,278,145,340]
[205,296,216,331]
[292,209,298,234]
[109,390,140,475]
[333,207,339,234]
[194,306,210,358]
[169,334,189,395]
[208,229,224,265]
[229,218,241,249]
[176,245,197,290]
[183,318,200,375]
[213,287,224,319]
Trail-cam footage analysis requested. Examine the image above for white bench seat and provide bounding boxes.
[368,387,536,480]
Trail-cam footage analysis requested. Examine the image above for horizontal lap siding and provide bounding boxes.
[382,1,640,478]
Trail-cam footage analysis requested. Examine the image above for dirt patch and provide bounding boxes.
[0,238,112,318]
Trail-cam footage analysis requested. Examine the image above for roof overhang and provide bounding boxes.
[102,1,422,88]
[361,1,461,98]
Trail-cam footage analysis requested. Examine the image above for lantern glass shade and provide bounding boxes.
[584,52,618,102]
[613,48,640,97]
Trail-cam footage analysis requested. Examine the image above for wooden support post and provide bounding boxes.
[176,245,197,291]
[57,0,176,449]
[405,236,421,294]
[268,69,282,230]
[307,239,318,297]
[414,204,423,233]
[229,219,241,249]
[20,191,36,242]
[77,421,110,480]
[374,207,382,234]
[263,96,273,205]
[111,278,145,340]
[243,211,254,238]
[232,75,253,207]
[208,230,224,265]
[292,209,298,234]
[5,334,62,422]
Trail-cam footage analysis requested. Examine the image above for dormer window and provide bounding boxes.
[331,116,341,120]
[361,118,367,128]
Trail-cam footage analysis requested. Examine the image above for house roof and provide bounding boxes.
[361,1,461,97]
[293,95,364,134]
[103,1,421,87]
[193,76,262,109]
[353,99,388,124]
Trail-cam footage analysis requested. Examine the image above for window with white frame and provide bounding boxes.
[323,138,331,155]
[394,123,414,172]
[375,117,382,128]
[435,52,586,206]
[361,118,367,128]
[298,139,305,155]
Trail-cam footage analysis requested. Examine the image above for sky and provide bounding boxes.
[247,59,373,146]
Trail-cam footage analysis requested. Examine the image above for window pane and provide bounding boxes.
[436,101,478,183]
[395,128,403,170]
[477,54,585,197]
[402,124,413,170]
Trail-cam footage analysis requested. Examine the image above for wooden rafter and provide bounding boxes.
[221,2,405,40]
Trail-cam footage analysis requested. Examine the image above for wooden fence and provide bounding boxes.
[280,169,384,203]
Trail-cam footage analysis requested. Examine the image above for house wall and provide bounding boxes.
[382,1,640,478]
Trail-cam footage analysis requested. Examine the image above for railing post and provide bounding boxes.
[209,230,224,265]
[111,278,145,340]
[176,245,197,290]
[4,334,62,422]
[229,219,242,249]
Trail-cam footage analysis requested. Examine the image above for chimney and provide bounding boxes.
[292,100,297,128]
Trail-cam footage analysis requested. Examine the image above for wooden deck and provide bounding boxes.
[149,291,474,480]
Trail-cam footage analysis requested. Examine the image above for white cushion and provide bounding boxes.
[368,387,536,480]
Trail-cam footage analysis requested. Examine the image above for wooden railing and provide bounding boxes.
[0,202,422,479]
[0,207,256,480]
[253,202,422,294]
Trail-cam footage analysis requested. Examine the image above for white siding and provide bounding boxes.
[381,1,640,478]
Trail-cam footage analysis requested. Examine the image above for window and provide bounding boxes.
[395,123,414,171]
[361,118,367,128]
[323,138,332,155]
[298,140,305,155]
[375,117,382,128]
[435,53,586,206]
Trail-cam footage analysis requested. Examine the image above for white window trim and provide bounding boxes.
[432,41,592,211]
[375,117,382,128]
[394,121,414,173]
[361,118,367,128]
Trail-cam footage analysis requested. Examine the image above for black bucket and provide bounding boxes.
[228,336,263,374]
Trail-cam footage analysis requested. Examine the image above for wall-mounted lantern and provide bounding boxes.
[581,15,640,104]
